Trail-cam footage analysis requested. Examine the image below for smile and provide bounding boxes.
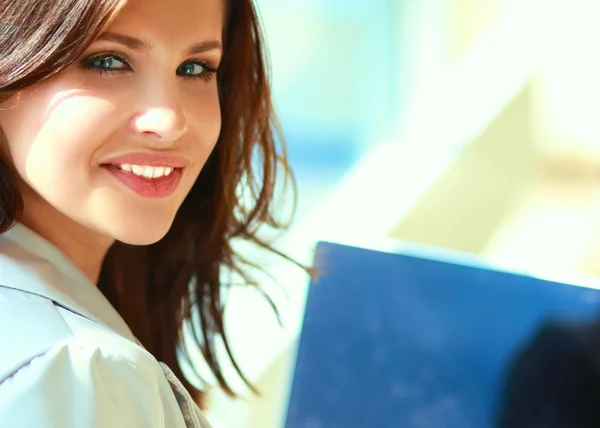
[102,164,183,198]
[99,152,190,198]
[114,164,174,179]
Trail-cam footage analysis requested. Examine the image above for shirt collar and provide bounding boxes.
[0,222,137,343]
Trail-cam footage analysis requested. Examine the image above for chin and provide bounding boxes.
[120,227,171,246]
[86,196,181,246]
[106,218,174,246]
[119,233,168,246]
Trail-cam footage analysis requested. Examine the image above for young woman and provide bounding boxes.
[0,0,296,426]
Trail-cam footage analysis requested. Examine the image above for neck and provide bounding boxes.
[19,196,114,285]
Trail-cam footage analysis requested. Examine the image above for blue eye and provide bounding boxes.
[177,62,205,76]
[176,61,218,82]
[86,55,128,71]
[81,53,217,82]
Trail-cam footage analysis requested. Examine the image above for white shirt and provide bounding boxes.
[0,223,212,427]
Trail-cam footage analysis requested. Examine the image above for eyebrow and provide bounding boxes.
[95,32,222,55]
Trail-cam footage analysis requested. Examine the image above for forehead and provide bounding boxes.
[109,0,224,42]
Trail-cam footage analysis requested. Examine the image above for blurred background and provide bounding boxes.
[197,0,600,426]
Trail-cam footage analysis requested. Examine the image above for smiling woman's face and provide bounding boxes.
[0,0,223,246]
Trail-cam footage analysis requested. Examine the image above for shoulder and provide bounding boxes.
[502,321,597,388]
[0,287,175,427]
[496,321,600,427]
[0,286,75,383]
[509,321,595,372]
[0,339,168,427]
[0,285,156,377]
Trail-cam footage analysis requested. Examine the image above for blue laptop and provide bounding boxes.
[283,241,600,428]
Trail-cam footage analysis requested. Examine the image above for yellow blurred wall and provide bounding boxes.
[450,0,508,60]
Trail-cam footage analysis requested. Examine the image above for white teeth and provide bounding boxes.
[118,164,175,179]
[131,165,145,176]
[152,166,165,178]
[142,166,154,178]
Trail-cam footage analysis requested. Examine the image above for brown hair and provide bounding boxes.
[0,0,302,405]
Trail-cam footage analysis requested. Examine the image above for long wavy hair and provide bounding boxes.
[0,0,300,405]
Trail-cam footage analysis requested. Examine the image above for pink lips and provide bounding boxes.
[100,152,189,199]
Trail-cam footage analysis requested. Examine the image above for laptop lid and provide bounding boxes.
[284,241,600,428]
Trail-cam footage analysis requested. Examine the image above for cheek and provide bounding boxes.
[187,87,222,155]
[205,101,222,149]
[3,90,117,189]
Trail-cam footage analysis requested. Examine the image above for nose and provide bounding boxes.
[131,88,188,143]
